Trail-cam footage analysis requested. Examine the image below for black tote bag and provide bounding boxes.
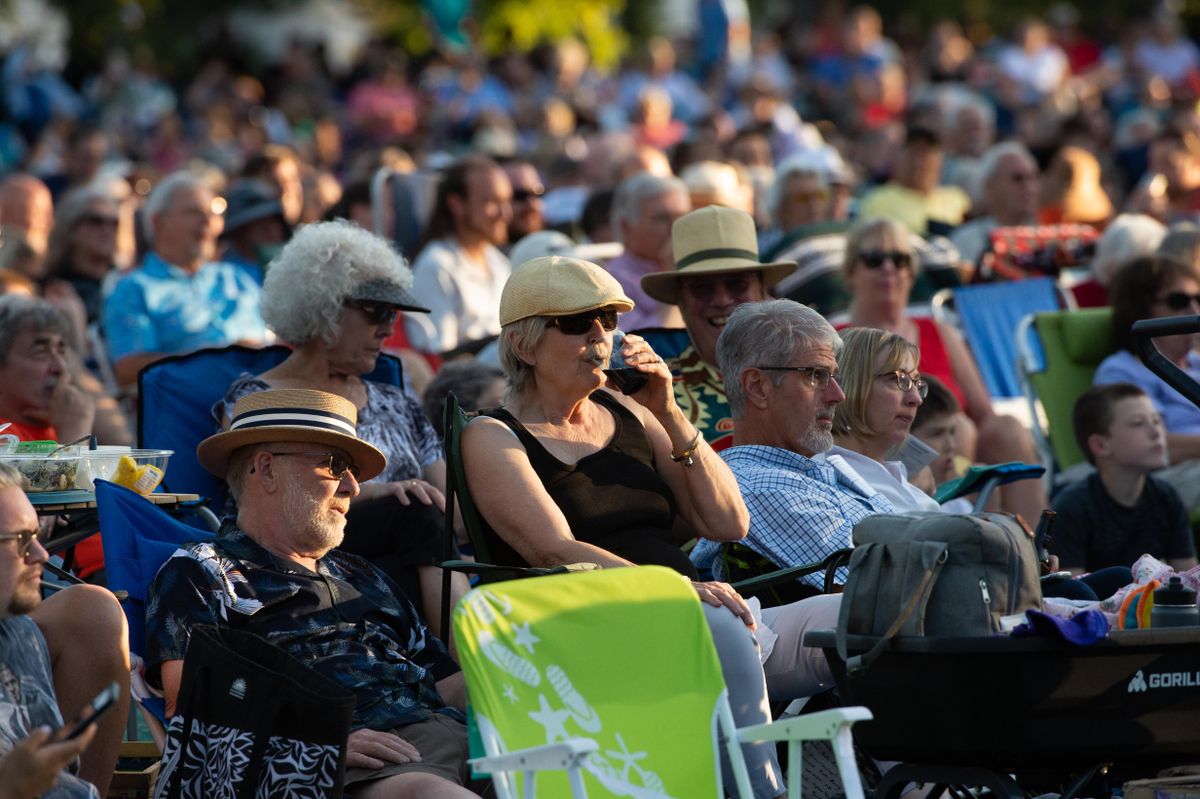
[153,625,356,799]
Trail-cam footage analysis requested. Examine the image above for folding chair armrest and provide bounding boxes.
[469,738,598,774]
[439,559,597,580]
[739,707,874,799]
[730,548,851,595]
[736,706,872,745]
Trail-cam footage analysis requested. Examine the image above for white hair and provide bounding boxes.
[971,141,1036,207]
[261,220,415,346]
[610,172,687,234]
[1092,214,1168,285]
[765,155,830,220]
[141,172,209,245]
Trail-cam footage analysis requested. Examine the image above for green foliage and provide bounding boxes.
[476,0,629,70]
[48,0,295,77]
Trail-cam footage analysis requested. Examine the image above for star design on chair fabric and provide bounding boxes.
[512,621,541,654]
[528,694,571,742]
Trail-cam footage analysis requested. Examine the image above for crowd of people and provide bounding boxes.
[4,1,1200,796]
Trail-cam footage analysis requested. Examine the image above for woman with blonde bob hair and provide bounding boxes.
[830,327,941,511]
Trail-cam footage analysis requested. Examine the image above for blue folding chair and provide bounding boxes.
[137,344,403,511]
[931,277,1070,399]
[95,479,216,724]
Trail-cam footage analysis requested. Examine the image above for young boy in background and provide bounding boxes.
[1051,383,1197,574]
[910,376,970,489]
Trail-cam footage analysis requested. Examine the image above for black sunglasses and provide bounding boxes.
[1159,291,1200,311]
[512,185,545,203]
[267,450,361,481]
[859,250,913,270]
[345,300,399,326]
[549,308,619,335]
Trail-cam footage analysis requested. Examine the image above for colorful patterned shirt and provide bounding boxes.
[636,330,736,453]
[691,446,895,585]
[146,525,461,731]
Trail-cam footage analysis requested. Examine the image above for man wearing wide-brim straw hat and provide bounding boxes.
[148,388,480,797]
[638,205,796,451]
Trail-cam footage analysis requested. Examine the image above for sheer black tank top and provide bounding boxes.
[479,391,698,579]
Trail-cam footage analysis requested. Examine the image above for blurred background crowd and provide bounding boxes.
[1,0,1200,424]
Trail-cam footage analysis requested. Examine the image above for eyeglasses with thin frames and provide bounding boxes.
[267,451,361,482]
[756,365,837,389]
[0,529,39,560]
[548,308,619,336]
[878,370,929,398]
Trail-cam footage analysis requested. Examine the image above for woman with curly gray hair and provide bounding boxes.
[215,220,467,639]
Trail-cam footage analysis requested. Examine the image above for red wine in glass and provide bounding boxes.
[605,329,650,395]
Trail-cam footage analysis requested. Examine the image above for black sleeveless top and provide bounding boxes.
[480,391,698,579]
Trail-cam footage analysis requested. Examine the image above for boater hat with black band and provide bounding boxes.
[197,388,386,480]
[641,205,796,305]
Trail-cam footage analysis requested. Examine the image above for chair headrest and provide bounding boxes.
[1060,307,1114,364]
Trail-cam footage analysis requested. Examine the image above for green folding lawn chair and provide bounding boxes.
[454,565,871,799]
[1016,307,1114,479]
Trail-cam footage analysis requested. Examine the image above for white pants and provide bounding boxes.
[704,593,842,799]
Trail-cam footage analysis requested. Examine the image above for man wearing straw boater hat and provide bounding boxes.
[145,389,477,798]
[639,205,796,451]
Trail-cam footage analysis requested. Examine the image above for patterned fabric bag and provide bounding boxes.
[153,624,355,799]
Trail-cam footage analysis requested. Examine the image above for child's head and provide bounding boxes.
[1072,383,1166,471]
[911,375,960,456]
[910,376,962,483]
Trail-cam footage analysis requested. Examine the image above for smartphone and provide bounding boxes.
[64,681,120,741]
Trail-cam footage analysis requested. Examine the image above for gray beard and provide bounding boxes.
[801,427,834,455]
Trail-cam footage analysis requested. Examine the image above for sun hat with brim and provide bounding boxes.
[197,388,386,481]
[642,205,796,305]
[348,278,430,314]
[499,255,634,326]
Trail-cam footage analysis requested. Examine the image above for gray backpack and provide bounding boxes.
[836,511,1043,675]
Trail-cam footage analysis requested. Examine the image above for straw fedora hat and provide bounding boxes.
[197,388,386,480]
[641,205,796,305]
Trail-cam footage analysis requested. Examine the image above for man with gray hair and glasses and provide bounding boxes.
[690,299,895,582]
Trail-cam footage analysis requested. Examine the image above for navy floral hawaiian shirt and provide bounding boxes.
[145,524,461,731]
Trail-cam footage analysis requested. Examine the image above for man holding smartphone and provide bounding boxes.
[0,462,129,798]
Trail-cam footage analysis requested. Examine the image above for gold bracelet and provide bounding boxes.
[670,429,703,467]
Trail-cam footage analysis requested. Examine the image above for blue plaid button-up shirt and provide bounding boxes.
[692,445,895,585]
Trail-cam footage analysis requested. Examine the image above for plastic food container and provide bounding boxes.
[76,448,173,491]
[0,453,81,492]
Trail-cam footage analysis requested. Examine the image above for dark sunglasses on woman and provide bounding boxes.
[859,250,913,270]
[549,308,619,335]
[345,300,400,326]
[1159,291,1200,312]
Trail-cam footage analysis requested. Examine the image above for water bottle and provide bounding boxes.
[1151,577,1200,628]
